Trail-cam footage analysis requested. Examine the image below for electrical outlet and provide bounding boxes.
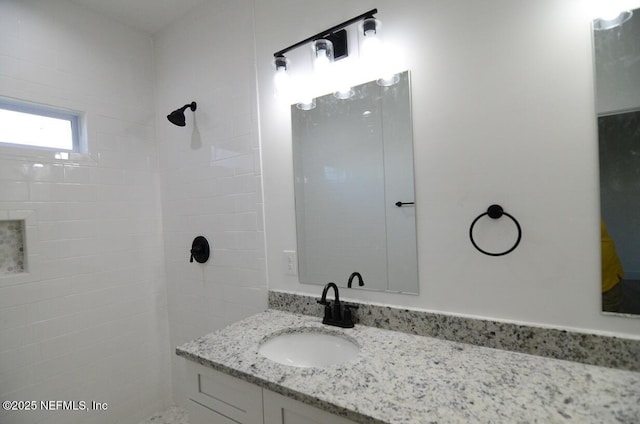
[282,250,297,276]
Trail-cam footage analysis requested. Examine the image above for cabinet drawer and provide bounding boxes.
[185,361,263,424]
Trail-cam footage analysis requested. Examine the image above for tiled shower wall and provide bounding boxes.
[153,0,267,406]
[0,1,171,423]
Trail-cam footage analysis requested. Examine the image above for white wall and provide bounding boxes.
[153,0,267,406]
[257,0,640,337]
[0,1,171,423]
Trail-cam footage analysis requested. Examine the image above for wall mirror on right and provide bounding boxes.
[593,8,640,316]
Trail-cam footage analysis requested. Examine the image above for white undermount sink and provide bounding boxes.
[258,329,361,368]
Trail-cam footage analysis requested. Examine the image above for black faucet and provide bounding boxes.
[347,272,364,288]
[317,282,358,328]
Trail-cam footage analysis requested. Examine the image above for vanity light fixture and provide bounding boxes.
[273,55,291,96]
[312,39,335,71]
[167,102,197,127]
[360,16,399,87]
[361,17,382,60]
[273,10,375,64]
[362,16,379,37]
[273,9,379,100]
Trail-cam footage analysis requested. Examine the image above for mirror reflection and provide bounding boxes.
[593,8,640,315]
[291,71,418,293]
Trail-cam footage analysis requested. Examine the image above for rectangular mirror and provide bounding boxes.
[291,70,418,293]
[593,8,640,315]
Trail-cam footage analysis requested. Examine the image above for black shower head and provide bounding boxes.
[167,101,197,126]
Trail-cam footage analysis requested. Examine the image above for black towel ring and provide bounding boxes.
[469,204,521,257]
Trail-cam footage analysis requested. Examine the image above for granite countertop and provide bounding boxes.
[176,309,640,423]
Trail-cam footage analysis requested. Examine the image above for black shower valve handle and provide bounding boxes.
[189,246,200,263]
[189,236,210,264]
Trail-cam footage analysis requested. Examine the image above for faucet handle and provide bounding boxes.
[317,299,332,321]
[342,304,358,327]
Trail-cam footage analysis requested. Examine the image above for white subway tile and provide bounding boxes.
[63,165,91,183]
[0,366,34,397]
[28,182,54,201]
[0,181,29,201]
[0,304,28,331]
[31,164,65,182]
[0,343,40,374]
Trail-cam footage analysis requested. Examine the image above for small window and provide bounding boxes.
[0,98,82,152]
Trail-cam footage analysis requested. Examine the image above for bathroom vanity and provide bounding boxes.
[184,361,354,423]
[177,309,640,424]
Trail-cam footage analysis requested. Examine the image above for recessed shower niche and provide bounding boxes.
[0,220,25,275]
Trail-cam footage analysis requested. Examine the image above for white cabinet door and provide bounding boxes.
[187,399,239,424]
[263,389,356,424]
[185,361,263,424]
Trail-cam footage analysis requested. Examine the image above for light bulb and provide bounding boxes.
[273,56,291,99]
[602,11,623,20]
[361,17,382,61]
[275,70,290,95]
[315,49,331,71]
[312,39,334,73]
[362,36,382,60]
[600,4,624,21]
